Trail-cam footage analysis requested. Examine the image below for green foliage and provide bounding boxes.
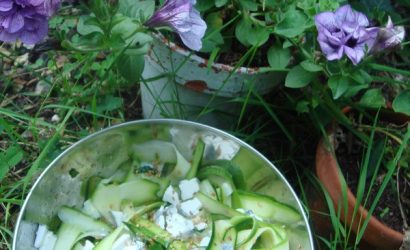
[117,52,145,83]
[359,89,386,108]
[274,9,310,38]
[267,45,291,69]
[285,65,316,88]
[393,90,410,115]
[328,75,351,99]
[235,17,270,47]
[0,146,24,181]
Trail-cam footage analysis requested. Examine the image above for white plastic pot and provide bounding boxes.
[141,34,285,128]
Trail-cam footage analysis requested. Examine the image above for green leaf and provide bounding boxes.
[274,9,308,38]
[111,17,152,46]
[96,95,124,113]
[235,17,270,47]
[0,146,24,181]
[196,0,214,11]
[239,0,259,11]
[111,17,138,38]
[343,84,368,98]
[359,89,386,108]
[117,52,145,83]
[77,16,103,35]
[285,65,315,88]
[296,100,310,113]
[300,60,323,72]
[328,75,351,99]
[201,12,224,52]
[351,69,372,85]
[201,29,224,53]
[215,0,228,7]
[392,90,410,115]
[267,45,290,69]
[118,0,155,21]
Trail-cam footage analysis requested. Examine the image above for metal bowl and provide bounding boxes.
[13,119,314,250]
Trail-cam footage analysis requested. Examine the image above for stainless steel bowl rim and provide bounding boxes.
[13,118,314,249]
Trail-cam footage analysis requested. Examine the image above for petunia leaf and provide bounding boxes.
[328,75,351,99]
[285,65,316,88]
[119,0,155,21]
[235,17,270,47]
[300,60,323,72]
[77,16,103,35]
[359,89,386,108]
[267,45,291,69]
[117,52,145,83]
[392,90,410,115]
[274,9,309,38]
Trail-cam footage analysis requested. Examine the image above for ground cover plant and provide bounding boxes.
[1,0,410,249]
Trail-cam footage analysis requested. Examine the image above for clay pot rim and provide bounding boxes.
[315,107,409,249]
[153,32,276,74]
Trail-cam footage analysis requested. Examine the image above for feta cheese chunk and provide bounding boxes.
[153,205,166,229]
[199,236,211,247]
[111,211,126,227]
[82,199,101,219]
[155,214,166,229]
[39,231,57,250]
[165,211,194,237]
[34,224,47,248]
[163,185,180,205]
[179,178,200,200]
[194,222,208,231]
[221,242,234,250]
[112,234,145,250]
[180,198,202,217]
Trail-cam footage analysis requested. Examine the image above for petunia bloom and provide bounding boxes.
[145,0,207,51]
[370,17,405,54]
[314,5,378,65]
[0,0,60,44]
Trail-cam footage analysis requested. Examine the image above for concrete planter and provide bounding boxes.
[141,33,284,128]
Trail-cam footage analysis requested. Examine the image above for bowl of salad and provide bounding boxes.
[13,119,314,250]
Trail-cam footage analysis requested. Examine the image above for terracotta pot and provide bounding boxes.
[315,109,409,250]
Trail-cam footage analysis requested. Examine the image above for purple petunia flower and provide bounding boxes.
[314,5,378,65]
[370,17,405,54]
[0,0,60,44]
[145,0,206,51]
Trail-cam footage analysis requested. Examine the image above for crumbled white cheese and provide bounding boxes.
[202,135,240,160]
[153,205,166,229]
[165,211,194,237]
[34,224,47,248]
[82,200,101,219]
[112,234,145,250]
[221,182,233,196]
[179,178,200,200]
[180,198,202,217]
[81,240,95,250]
[155,214,166,229]
[199,236,211,247]
[111,211,126,227]
[194,222,208,231]
[221,242,234,250]
[39,231,57,250]
[163,185,180,205]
